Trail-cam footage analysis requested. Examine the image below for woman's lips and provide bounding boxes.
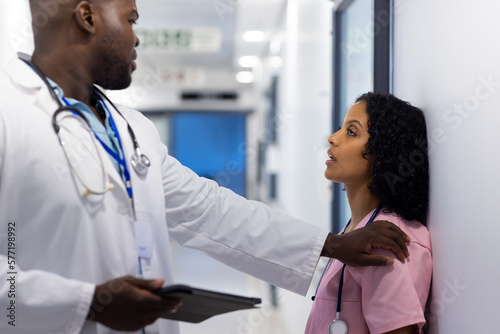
[326,150,336,164]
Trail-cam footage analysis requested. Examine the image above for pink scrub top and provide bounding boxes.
[305,208,432,334]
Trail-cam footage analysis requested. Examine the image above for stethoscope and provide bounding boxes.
[18,53,151,197]
[314,205,382,334]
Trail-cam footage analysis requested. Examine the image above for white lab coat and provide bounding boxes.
[0,57,328,334]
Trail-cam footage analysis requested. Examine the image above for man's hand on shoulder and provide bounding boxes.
[321,220,411,267]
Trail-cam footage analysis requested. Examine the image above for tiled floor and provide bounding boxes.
[170,243,328,334]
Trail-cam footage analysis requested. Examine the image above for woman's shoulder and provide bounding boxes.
[377,210,431,251]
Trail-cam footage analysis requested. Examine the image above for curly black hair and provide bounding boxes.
[356,92,429,225]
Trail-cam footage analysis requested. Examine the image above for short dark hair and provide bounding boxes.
[356,92,429,225]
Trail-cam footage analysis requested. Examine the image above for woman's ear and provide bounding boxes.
[75,1,96,34]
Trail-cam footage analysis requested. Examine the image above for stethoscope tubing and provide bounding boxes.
[314,205,383,334]
[18,53,150,177]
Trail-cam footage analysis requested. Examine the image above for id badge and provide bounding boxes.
[134,221,153,259]
[329,319,348,334]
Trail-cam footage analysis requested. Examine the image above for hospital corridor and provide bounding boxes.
[1,0,500,333]
[170,243,327,334]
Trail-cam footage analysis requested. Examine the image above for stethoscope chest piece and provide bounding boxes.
[329,319,348,334]
[131,151,150,176]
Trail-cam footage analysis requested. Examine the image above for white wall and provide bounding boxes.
[261,0,334,332]
[393,1,500,332]
[0,3,33,68]
[275,0,333,230]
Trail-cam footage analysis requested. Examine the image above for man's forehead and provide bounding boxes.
[126,0,138,8]
[120,0,139,11]
[30,0,77,6]
[30,0,133,9]
[103,0,139,14]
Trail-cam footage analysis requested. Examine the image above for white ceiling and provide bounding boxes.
[135,0,287,89]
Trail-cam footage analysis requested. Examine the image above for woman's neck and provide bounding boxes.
[345,183,380,232]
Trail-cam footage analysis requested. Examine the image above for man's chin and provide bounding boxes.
[97,78,132,91]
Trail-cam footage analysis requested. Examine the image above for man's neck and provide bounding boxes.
[31,51,94,106]
[31,51,105,125]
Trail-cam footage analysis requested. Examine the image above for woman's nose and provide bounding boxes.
[328,133,338,147]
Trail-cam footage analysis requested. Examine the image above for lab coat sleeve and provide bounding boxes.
[0,261,95,333]
[161,145,329,296]
[0,114,95,334]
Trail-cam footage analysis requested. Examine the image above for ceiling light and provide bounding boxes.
[270,56,283,68]
[243,30,265,42]
[236,71,255,83]
[238,56,260,68]
[269,38,282,55]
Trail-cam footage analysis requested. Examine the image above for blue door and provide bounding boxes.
[170,112,247,196]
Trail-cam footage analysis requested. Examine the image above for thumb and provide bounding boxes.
[355,255,394,267]
[125,277,165,291]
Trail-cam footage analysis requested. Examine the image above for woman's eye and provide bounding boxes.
[347,128,355,136]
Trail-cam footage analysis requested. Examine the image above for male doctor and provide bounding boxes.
[0,0,411,333]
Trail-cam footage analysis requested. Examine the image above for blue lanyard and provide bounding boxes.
[98,104,133,198]
[61,96,134,199]
[336,205,382,314]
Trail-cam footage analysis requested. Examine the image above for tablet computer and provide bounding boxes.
[153,284,262,323]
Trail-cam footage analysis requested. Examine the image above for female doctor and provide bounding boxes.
[0,1,411,333]
[305,93,432,334]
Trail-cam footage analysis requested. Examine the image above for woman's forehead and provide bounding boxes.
[344,101,368,125]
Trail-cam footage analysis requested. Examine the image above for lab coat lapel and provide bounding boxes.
[4,57,58,120]
[100,96,135,186]
[4,56,127,195]
[99,94,140,200]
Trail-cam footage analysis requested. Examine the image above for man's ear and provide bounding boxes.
[75,1,96,34]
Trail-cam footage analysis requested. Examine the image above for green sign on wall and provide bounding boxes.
[136,27,222,53]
